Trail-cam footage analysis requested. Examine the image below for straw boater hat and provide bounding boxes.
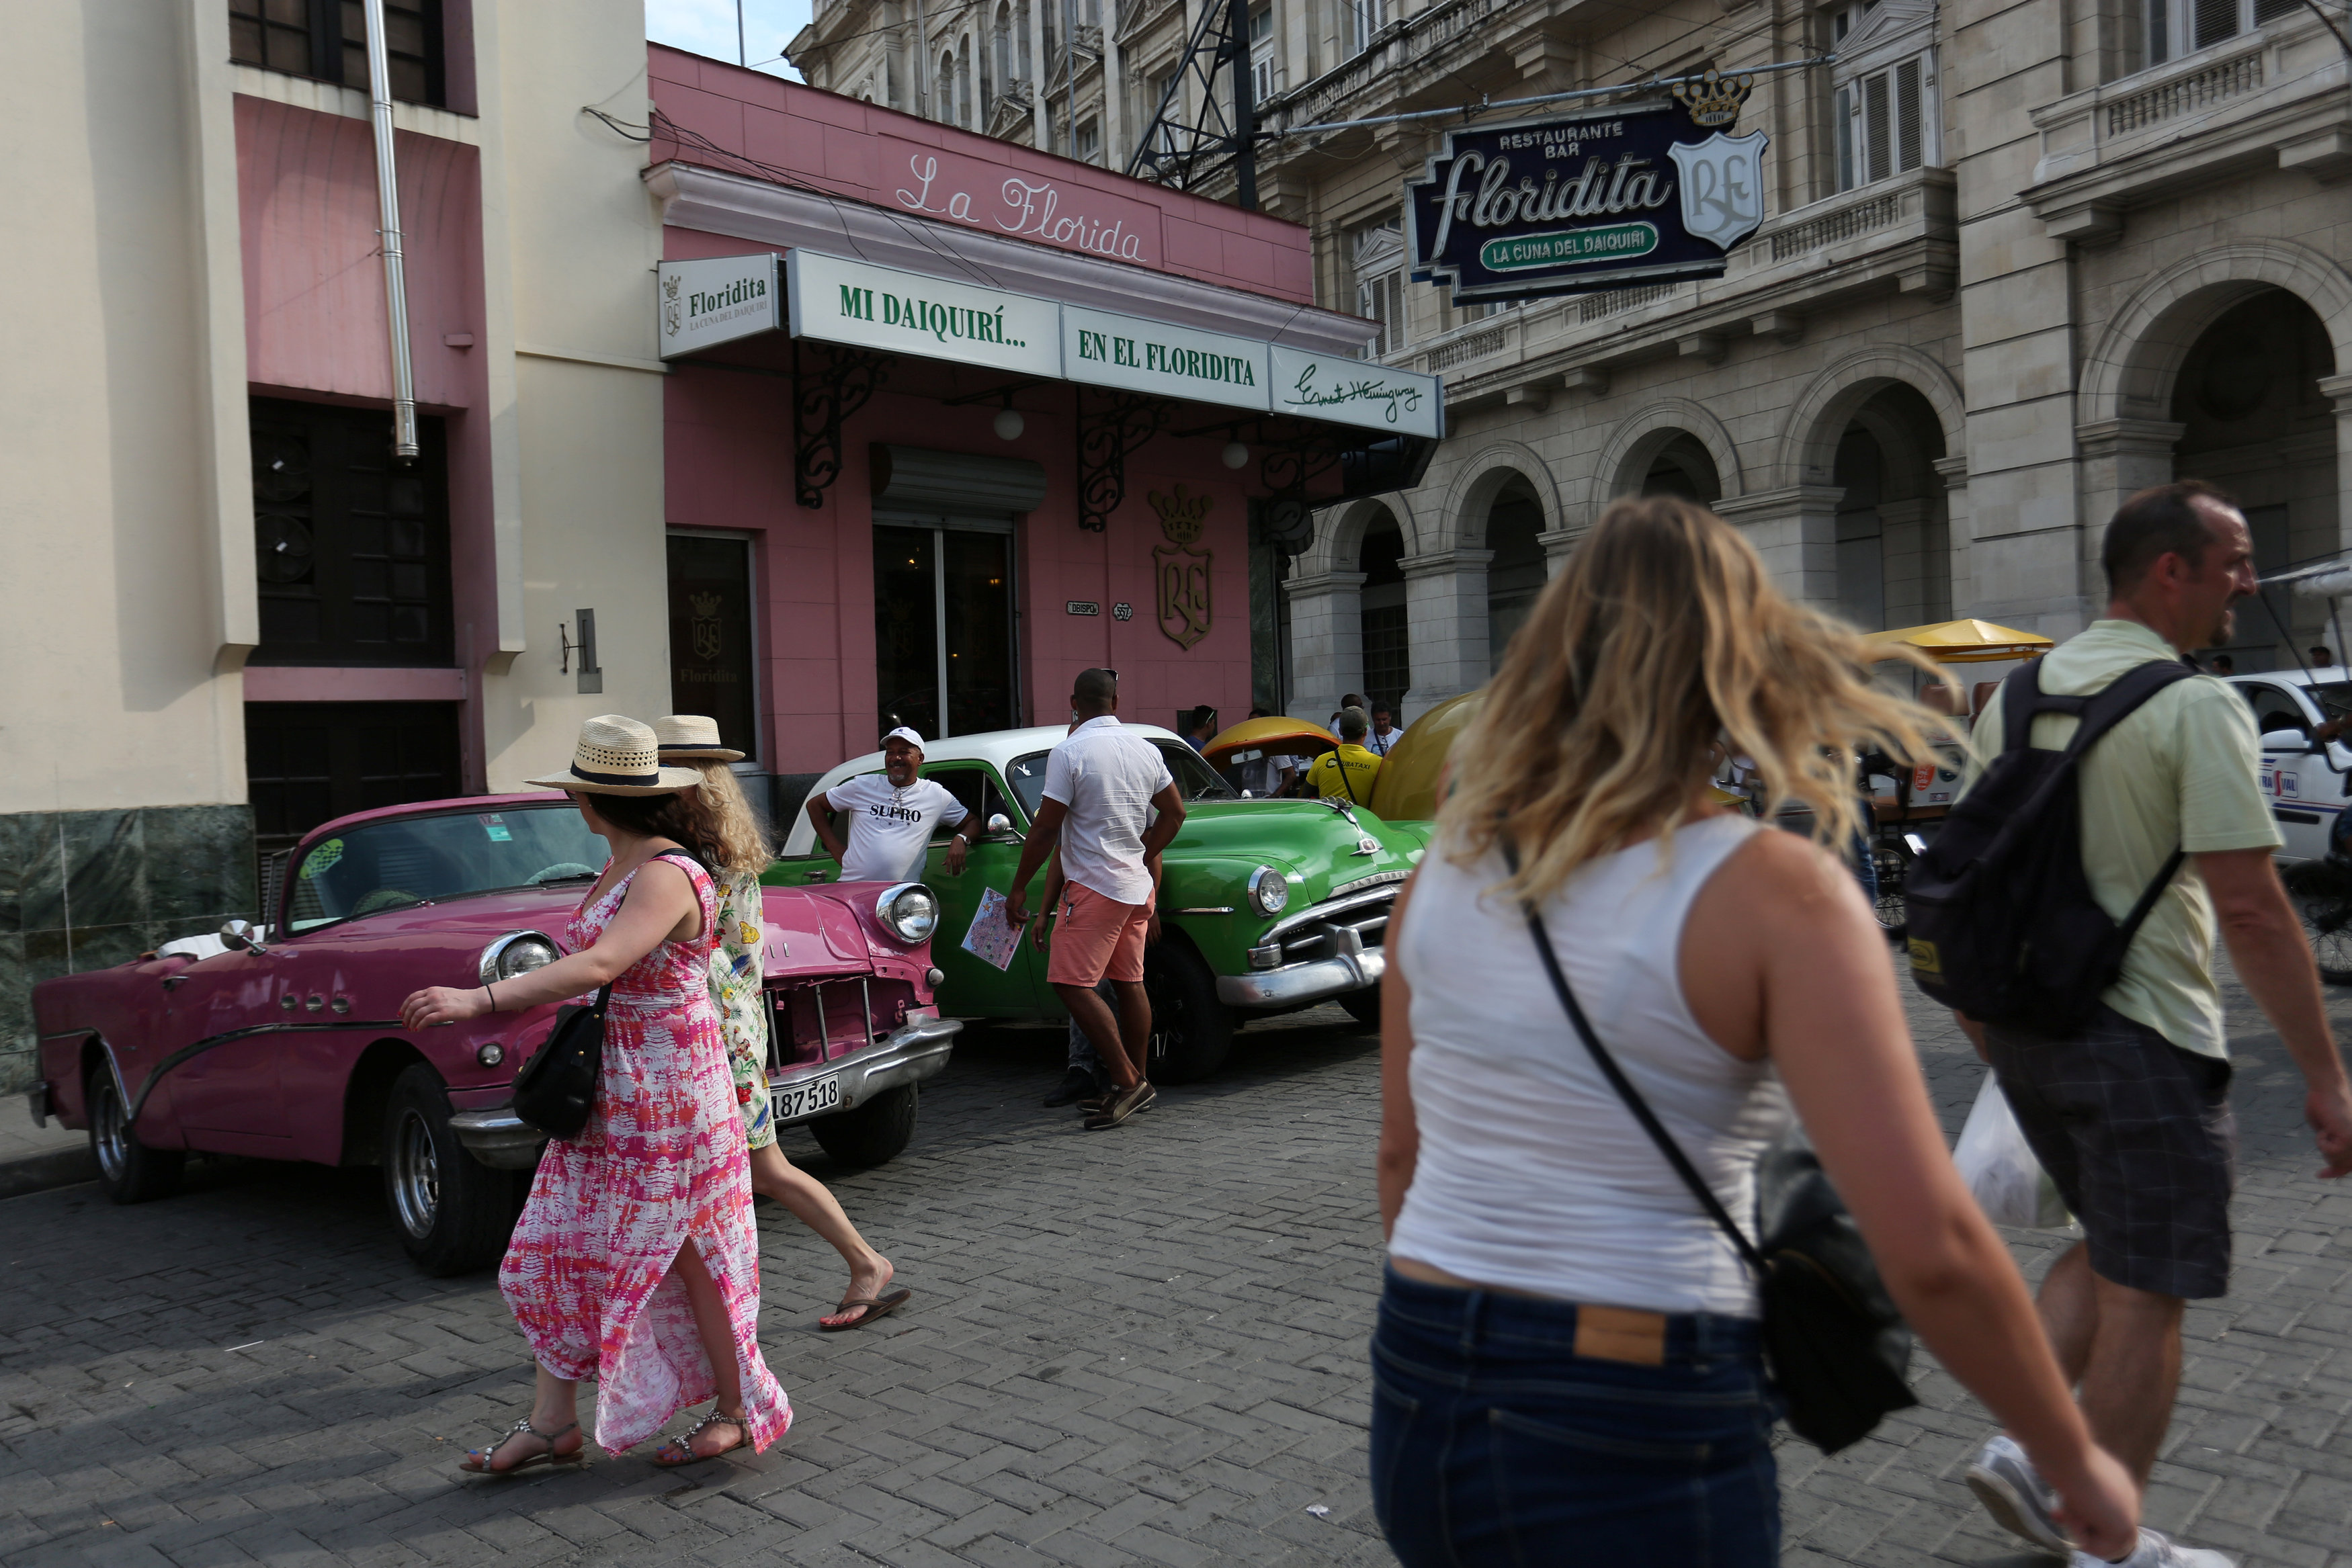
[653,713,745,763]
[525,715,703,795]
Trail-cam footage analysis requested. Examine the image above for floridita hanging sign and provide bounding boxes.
[1404,75,1767,303]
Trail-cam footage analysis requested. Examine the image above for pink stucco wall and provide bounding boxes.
[235,95,497,790]
[663,338,1258,775]
[646,46,1316,306]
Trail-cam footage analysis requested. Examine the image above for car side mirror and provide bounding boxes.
[2261,727,2316,753]
[985,812,1022,842]
[218,918,268,955]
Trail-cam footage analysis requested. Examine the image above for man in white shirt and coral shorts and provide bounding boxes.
[1006,668,1187,1129]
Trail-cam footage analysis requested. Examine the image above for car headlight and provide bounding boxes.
[1248,866,1290,917]
[876,883,939,944]
[479,931,560,986]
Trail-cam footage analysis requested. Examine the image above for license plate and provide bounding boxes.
[771,1072,841,1123]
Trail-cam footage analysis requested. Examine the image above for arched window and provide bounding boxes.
[939,50,955,122]
[959,34,974,126]
[995,3,1013,91]
[1017,0,1033,81]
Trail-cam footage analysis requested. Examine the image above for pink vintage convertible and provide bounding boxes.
[31,792,960,1274]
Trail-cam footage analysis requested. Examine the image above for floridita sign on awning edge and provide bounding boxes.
[736,249,1440,441]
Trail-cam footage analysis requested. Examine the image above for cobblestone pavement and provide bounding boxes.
[3,967,2349,1568]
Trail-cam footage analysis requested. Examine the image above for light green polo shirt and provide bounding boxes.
[1963,619,2280,1058]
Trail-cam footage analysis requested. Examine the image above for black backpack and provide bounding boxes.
[1904,656,2194,1033]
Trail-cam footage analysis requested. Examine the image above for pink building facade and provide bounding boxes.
[644,48,1436,781]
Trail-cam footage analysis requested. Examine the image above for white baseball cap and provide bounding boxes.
[881,726,927,750]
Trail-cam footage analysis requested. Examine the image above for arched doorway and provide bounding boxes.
[1827,383,1948,632]
[1359,510,1408,718]
[2173,290,2338,670]
[1485,477,1547,672]
[1640,434,1721,503]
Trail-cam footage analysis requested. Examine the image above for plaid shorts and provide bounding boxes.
[1983,1005,2236,1299]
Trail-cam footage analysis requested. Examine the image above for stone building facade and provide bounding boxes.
[792,0,2352,724]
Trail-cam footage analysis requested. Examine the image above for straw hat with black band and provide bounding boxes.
[653,713,745,763]
[526,715,704,795]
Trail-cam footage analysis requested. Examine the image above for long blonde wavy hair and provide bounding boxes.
[683,760,774,879]
[1439,494,1951,902]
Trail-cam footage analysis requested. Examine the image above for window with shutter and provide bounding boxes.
[2147,0,2302,66]
[1353,218,1407,358]
[1863,71,1892,183]
[1896,58,1923,171]
[1835,54,1929,191]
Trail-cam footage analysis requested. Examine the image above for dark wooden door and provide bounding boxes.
[245,701,462,857]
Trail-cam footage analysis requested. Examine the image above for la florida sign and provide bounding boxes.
[1406,94,1767,303]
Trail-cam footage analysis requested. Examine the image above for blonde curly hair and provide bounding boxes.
[681,760,774,879]
[1439,493,1951,902]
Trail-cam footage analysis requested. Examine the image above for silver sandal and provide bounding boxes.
[458,1415,583,1476]
[652,1409,749,1467]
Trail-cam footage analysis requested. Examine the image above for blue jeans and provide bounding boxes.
[1370,1267,1781,1567]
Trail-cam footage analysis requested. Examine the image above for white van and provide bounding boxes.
[2224,668,2352,861]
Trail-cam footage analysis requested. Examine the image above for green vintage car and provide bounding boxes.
[764,723,1429,1081]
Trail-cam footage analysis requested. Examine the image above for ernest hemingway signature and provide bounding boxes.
[1282,363,1423,424]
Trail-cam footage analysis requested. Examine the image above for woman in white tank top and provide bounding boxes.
[1368,497,2138,1567]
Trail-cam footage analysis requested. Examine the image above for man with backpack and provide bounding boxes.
[1925,482,2352,1568]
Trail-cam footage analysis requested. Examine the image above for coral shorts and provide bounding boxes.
[1046,881,1152,987]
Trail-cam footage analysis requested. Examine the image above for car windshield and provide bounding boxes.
[284,804,607,931]
[2306,681,2352,720]
[1005,740,1237,818]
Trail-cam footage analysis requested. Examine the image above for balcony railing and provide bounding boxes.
[2105,48,2263,135]
[1769,189,1905,263]
[1579,282,1685,323]
[1422,326,1510,373]
[2025,10,2350,228]
[1266,0,1507,134]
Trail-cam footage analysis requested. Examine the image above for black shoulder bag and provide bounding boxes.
[1507,844,1918,1452]
[509,851,700,1140]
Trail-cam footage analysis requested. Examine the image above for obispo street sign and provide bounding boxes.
[657,254,782,358]
[1405,86,1767,302]
[1269,345,1442,441]
[1062,304,1271,412]
[784,249,1062,378]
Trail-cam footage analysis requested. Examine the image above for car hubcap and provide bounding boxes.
[93,1082,128,1182]
[390,1110,441,1239]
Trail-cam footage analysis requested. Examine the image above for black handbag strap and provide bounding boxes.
[1501,840,1767,1275]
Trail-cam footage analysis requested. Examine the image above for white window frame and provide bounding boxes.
[1825,1,1940,194]
[1348,0,1387,56]
[1353,218,1406,359]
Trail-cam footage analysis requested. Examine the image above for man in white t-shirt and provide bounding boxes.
[807,727,972,883]
[1005,668,1186,1130]
[1365,701,1403,757]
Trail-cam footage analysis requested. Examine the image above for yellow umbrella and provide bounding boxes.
[1863,618,2054,664]
[1202,715,1336,771]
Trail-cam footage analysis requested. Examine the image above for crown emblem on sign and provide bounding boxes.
[1149,484,1212,546]
[1671,69,1755,129]
[689,591,721,617]
[663,273,681,300]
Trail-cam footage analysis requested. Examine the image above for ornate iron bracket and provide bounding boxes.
[792,338,892,509]
[1076,390,1175,532]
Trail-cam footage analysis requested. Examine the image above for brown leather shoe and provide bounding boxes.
[1085,1080,1155,1130]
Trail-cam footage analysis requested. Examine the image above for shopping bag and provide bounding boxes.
[1953,1072,2073,1230]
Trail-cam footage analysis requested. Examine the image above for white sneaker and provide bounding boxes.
[2071,1527,2235,1568]
[1965,1434,2070,1557]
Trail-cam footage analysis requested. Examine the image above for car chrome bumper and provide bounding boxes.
[769,1013,962,1127]
[448,1106,551,1170]
[1216,942,1386,1008]
[448,1015,964,1165]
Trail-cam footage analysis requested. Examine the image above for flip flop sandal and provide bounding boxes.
[652,1409,750,1467]
[458,1416,583,1477]
[820,1287,914,1332]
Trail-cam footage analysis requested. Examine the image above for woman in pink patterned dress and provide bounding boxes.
[401,716,790,1474]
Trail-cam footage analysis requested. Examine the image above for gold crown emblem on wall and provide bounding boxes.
[1150,484,1212,546]
[1671,69,1755,129]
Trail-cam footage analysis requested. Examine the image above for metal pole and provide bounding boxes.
[361,0,419,460]
[915,0,929,118]
[1064,0,1077,157]
[737,0,747,65]
[1228,0,1256,209]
